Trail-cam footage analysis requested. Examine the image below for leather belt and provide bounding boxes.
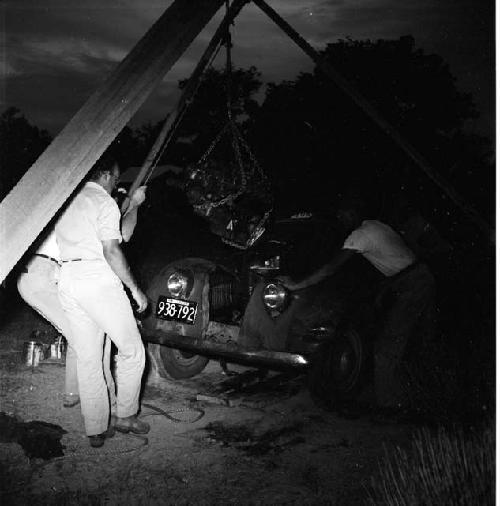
[61,258,101,263]
[35,253,60,264]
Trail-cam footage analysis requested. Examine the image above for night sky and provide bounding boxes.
[1,0,495,140]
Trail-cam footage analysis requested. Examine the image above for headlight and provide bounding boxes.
[262,282,288,312]
[167,271,193,298]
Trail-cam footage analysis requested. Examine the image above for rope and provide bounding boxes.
[0,401,207,497]
[142,403,205,424]
[1,402,206,491]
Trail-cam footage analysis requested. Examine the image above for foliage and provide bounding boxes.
[122,66,263,171]
[368,421,495,506]
[175,65,263,164]
[248,36,493,222]
[2,37,492,226]
[0,67,264,202]
[105,126,147,170]
[0,107,52,200]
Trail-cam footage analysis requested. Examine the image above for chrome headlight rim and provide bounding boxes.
[262,281,288,312]
[167,270,194,299]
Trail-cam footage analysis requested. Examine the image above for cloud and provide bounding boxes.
[1,0,493,137]
[2,1,200,132]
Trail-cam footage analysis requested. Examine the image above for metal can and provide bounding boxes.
[23,341,42,367]
[56,335,66,360]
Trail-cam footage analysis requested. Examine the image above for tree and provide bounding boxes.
[172,65,263,165]
[0,107,52,200]
[106,126,147,170]
[111,66,263,172]
[248,36,493,223]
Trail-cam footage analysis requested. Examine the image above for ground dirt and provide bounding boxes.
[0,303,415,506]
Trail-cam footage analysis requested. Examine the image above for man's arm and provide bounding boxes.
[120,186,146,243]
[121,207,139,243]
[279,249,355,291]
[102,239,148,312]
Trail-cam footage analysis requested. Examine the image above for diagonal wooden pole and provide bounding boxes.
[252,0,494,245]
[0,0,226,284]
[122,0,249,214]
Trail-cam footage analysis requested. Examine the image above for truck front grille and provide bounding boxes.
[209,269,247,322]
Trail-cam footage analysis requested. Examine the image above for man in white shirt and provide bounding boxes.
[18,187,146,412]
[18,230,85,407]
[56,155,149,448]
[280,200,435,412]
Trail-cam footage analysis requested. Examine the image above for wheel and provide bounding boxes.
[148,343,209,380]
[307,326,365,409]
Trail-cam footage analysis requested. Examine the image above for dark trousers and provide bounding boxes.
[374,263,436,408]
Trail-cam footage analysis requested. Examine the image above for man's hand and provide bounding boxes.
[131,287,148,313]
[129,186,147,208]
[121,186,147,242]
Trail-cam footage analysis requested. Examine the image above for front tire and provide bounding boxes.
[149,343,209,380]
[307,326,365,410]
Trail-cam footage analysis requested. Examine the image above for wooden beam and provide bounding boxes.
[252,0,494,245]
[0,0,225,283]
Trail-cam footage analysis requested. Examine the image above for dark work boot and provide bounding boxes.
[114,415,150,434]
[63,393,80,408]
[88,426,115,448]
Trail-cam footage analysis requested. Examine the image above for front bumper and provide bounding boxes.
[141,324,310,370]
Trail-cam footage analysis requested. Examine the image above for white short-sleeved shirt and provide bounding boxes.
[37,229,61,260]
[342,220,416,277]
[56,182,122,261]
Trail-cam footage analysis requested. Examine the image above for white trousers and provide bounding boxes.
[58,261,145,436]
[17,257,116,410]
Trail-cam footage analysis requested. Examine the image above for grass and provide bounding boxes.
[367,419,495,506]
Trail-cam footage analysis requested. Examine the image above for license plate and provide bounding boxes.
[155,296,198,325]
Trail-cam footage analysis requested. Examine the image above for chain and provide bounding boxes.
[189,0,273,247]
